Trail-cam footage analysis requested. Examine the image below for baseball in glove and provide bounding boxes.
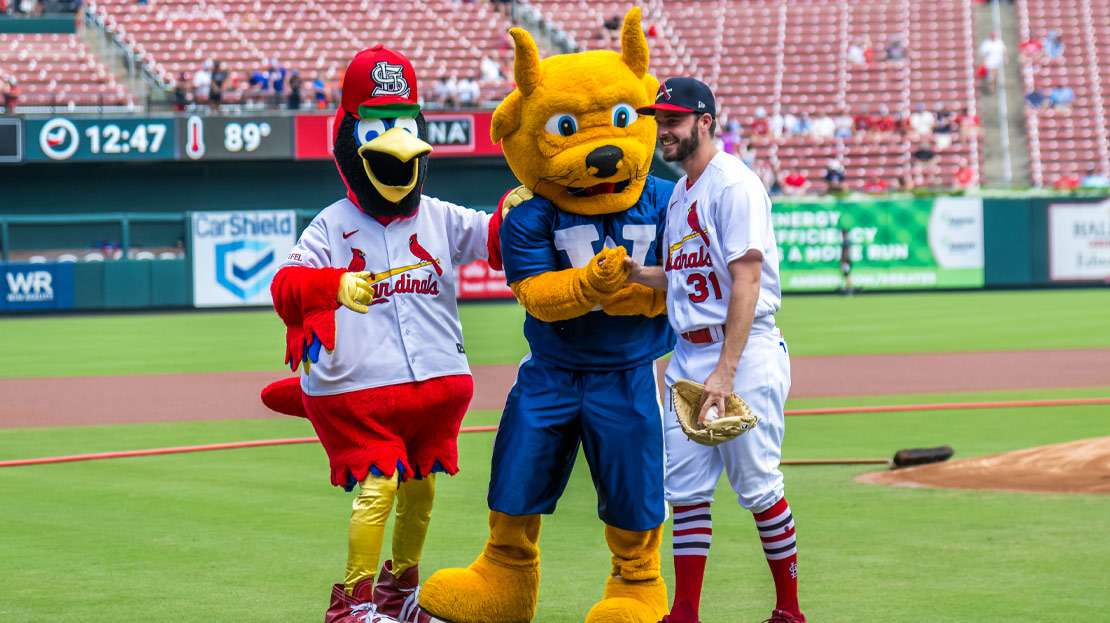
[671,379,759,447]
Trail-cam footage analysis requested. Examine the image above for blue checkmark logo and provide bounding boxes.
[216,240,276,300]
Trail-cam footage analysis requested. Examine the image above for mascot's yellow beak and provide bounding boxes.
[357,127,434,204]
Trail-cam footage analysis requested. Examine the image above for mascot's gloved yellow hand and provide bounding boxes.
[501,186,533,218]
[337,271,374,314]
[510,246,630,322]
[602,283,667,317]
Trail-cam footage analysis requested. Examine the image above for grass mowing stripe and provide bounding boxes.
[1,406,1106,622]
[3,290,1109,377]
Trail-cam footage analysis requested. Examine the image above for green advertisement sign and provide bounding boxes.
[774,197,985,291]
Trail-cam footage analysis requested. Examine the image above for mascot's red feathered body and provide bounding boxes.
[260,45,502,623]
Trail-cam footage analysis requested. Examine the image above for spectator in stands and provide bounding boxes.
[193,59,213,107]
[1049,84,1075,110]
[1054,170,1081,190]
[458,76,480,108]
[1043,30,1065,62]
[435,73,460,109]
[770,109,785,139]
[834,110,853,138]
[782,108,800,136]
[874,105,896,136]
[1019,32,1043,62]
[909,104,935,140]
[73,0,85,29]
[720,120,742,156]
[955,158,977,189]
[782,170,810,195]
[601,13,621,45]
[863,176,888,194]
[1024,85,1050,110]
[847,40,867,67]
[750,107,771,141]
[825,159,846,194]
[209,61,226,113]
[313,75,328,109]
[884,35,908,63]
[756,161,782,195]
[172,73,188,112]
[2,77,18,114]
[1079,166,1110,188]
[480,54,503,82]
[852,106,872,137]
[978,31,1007,93]
[956,107,981,140]
[811,112,836,140]
[739,139,757,169]
[287,71,302,110]
[796,112,812,137]
[268,59,287,109]
[491,0,512,19]
[911,140,938,182]
[933,103,954,150]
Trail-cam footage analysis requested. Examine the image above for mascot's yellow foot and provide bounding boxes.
[584,576,669,623]
[419,512,541,623]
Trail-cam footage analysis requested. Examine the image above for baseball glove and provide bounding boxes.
[671,379,759,447]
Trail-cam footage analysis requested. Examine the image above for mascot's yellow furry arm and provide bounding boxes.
[419,8,677,623]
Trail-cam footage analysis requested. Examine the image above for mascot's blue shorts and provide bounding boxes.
[487,355,666,531]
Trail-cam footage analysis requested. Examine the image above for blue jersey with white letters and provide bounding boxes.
[500,175,677,370]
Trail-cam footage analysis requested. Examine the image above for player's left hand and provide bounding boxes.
[699,366,735,424]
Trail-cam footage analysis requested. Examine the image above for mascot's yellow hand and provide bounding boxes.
[501,185,534,218]
[337,271,374,314]
[602,283,666,317]
[584,246,631,297]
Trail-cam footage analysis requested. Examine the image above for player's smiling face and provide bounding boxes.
[655,110,701,162]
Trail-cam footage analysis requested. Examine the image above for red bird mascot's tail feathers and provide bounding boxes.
[261,376,309,418]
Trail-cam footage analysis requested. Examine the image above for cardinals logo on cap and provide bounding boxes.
[371,61,411,98]
[657,82,673,101]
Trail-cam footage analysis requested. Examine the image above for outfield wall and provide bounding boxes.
[1,195,1107,313]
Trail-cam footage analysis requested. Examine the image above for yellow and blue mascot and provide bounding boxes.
[419,8,676,623]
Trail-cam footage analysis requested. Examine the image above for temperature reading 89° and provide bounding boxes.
[224,122,272,152]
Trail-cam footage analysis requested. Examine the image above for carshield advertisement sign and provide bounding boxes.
[774,197,984,291]
[191,210,296,307]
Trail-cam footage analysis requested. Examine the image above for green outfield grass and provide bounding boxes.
[1,400,1107,623]
[1,289,1109,378]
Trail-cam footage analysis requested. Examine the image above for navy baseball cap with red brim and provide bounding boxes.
[637,76,716,118]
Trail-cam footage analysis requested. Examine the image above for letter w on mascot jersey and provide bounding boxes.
[419,9,676,623]
[260,45,500,623]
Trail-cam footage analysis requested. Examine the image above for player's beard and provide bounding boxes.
[662,125,700,162]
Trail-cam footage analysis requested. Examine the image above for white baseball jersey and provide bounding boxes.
[281,196,490,396]
[663,151,782,336]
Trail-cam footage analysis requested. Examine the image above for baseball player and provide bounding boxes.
[266,46,496,623]
[627,77,805,623]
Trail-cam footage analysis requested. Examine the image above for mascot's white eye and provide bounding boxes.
[544,113,578,137]
[355,118,387,144]
[393,116,419,136]
[612,104,638,128]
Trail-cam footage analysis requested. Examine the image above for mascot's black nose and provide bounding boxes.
[586,145,623,178]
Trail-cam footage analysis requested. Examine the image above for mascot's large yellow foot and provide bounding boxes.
[419,512,541,623]
[584,576,668,623]
[585,523,668,623]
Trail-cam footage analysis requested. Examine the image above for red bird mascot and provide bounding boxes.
[260,46,503,623]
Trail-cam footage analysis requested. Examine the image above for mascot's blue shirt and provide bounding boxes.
[501,175,677,370]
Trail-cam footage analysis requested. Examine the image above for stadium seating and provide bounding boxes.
[86,0,518,107]
[0,33,136,108]
[1016,0,1110,187]
[530,0,982,191]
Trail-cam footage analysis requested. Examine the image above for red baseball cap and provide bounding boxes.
[340,45,421,119]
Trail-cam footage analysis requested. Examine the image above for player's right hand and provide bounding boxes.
[584,246,630,295]
[337,271,374,313]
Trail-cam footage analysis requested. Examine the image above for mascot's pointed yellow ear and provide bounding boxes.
[510,28,542,95]
[621,7,649,79]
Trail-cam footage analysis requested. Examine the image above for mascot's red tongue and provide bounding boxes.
[585,182,616,196]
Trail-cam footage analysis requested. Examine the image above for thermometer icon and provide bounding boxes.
[186,115,205,160]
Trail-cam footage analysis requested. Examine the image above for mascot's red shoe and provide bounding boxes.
[327,578,403,623]
[373,560,430,623]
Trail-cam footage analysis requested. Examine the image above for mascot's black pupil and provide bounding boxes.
[559,119,576,136]
[615,110,629,128]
